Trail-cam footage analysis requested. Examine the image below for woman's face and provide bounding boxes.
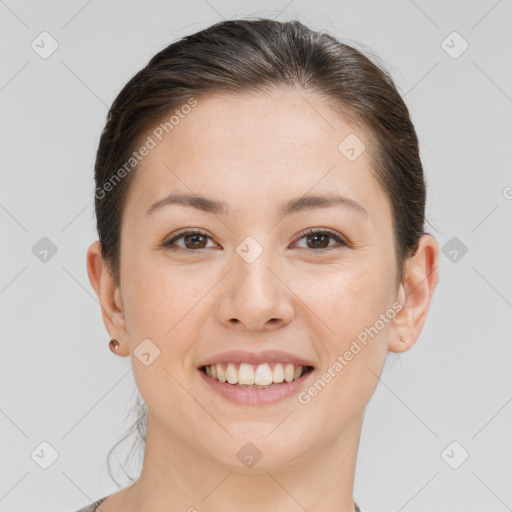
[101,89,414,469]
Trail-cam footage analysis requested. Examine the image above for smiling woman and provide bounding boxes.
[82,17,439,512]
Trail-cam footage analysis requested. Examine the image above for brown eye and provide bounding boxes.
[294,229,347,251]
[164,228,347,252]
[165,230,216,250]
[306,233,330,249]
[182,233,208,249]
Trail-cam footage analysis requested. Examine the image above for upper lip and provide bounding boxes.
[198,350,314,368]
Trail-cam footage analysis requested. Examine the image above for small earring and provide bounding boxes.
[109,338,120,353]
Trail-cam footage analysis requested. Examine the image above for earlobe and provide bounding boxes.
[86,241,128,350]
[388,234,440,354]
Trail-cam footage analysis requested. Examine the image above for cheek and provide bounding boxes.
[297,266,392,424]
[301,258,393,340]
[122,255,214,362]
[122,248,184,321]
[124,263,202,409]
[302,258,393,406]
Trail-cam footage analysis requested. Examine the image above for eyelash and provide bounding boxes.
[163,227,348,252]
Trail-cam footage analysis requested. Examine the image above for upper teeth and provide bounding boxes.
[204,362,306,385]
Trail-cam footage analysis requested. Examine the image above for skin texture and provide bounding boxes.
[87,88,439,512]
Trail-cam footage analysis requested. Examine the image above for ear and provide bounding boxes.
[86,241,130,356]
[388,233,439,353]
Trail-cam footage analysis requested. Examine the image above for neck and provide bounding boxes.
[122,410,363,512]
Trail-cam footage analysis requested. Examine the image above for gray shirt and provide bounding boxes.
[75,496,108,512]
[75,495,362,511]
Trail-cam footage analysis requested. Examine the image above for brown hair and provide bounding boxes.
[95,17,429,484]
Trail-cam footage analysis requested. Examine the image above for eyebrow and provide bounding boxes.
[145,192,368,218]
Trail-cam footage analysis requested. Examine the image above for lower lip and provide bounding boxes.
[198,367,314,405]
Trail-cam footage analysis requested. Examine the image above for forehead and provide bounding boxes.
[123,89,391,226]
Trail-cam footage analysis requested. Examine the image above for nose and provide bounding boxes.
[216,247,294,331]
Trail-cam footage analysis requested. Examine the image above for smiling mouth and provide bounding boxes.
[199,362,314,388]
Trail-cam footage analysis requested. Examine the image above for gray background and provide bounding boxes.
[1,1,511,511]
